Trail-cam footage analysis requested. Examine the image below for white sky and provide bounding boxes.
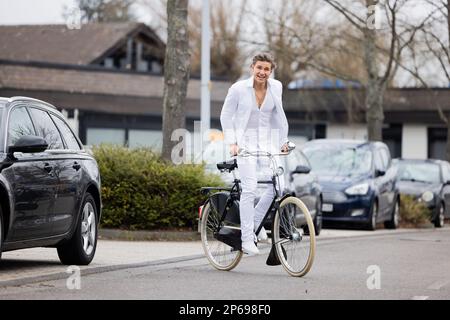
[0,0,156,25]
[0,0,77,25]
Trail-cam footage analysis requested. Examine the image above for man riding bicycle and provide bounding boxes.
[220,52,290,255]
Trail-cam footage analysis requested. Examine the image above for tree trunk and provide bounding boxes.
[364,0,384,142]
[365,80,385,141]
[162,0,190,161]
[446,2,450,162]
[446,118,450,162]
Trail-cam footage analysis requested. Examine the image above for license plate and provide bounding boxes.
[322,203,334,212]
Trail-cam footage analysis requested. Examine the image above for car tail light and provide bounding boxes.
[198,205,204,219]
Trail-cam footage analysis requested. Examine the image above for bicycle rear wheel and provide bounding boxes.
[200,202,243,271]
[273,196,316,277]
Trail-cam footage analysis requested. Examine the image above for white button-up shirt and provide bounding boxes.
[241,89,276,153]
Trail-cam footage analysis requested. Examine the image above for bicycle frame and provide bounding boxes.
[201,149,294,238]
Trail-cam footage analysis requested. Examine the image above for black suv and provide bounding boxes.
[0,97,101,265]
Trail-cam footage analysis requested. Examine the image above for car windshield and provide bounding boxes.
[396,162,441,184]
[303,143,373,176]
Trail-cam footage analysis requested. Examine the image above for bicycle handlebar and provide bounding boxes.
[236,149,291,158]
[235,141,296,158]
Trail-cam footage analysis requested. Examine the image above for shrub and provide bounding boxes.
[399,194,432,227]
[92,144,224,230]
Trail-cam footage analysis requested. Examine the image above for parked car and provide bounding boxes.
[301,139,399,230]
[199,139,323,235]
[392,158,450,227]
[0,97,101,265]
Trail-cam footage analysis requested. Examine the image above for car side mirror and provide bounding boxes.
[375,169,386,177]
[292,165,311,175]
[289,165,311,182]
[8,135,48,155]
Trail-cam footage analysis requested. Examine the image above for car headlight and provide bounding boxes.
[421,191,434,202]
[345,183,369,196]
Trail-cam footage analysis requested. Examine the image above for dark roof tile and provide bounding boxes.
[0,23,162,65]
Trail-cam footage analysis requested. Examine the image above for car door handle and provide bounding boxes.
[73,162,81,171]
[44,163,53,173]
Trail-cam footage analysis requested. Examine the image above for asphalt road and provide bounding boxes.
[1,228,450,300]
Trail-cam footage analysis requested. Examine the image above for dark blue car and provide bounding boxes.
[393,158,450,227]
[301,139,399,230]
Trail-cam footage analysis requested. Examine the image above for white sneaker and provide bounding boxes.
[242,241,260,255]
[257,227,269,242]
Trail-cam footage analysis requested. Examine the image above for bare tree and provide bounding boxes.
[249,0,430,141]
[387,0,450,160]
[161,0,190,161]
[142,0,247,81]
[256,0,329,87]
[404,0,450,160]
[246,0,369,124]
[188,0,248,81]
[317,0,406,141]
[69,0,137,22]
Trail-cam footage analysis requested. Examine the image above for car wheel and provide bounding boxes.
[384,198,399,229]
[57,193,98,265]
[434,202,445,228]
[367,201,378,231]
[313,197,323,236]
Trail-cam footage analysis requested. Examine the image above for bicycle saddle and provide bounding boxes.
[217,159,238,172]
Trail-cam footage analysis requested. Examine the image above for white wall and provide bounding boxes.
[61,108,79,136]
[402,125,428,159]
[326,124,368,141]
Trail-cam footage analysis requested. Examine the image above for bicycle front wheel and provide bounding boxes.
[273,196,316,277]
[200,202,243,271]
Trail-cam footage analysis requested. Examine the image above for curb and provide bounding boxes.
[0,254,206,288]
[98,228,201,241]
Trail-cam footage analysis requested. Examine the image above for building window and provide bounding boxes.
[428,127,446,160]
[128,129,162,150]
[86,128,125,146]
[383,124,402,159]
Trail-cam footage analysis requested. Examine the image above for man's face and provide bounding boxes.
[251,61,272,85]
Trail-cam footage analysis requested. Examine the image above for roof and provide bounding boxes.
[0,23,164,65]
[0,62,230,101]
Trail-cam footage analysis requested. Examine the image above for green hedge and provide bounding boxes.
[93,145,224,230]
[399,194,432,227]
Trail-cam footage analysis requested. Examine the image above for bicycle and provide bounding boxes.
[199,144,316,277]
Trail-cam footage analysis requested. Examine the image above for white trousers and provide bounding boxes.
[237,156,276,243]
